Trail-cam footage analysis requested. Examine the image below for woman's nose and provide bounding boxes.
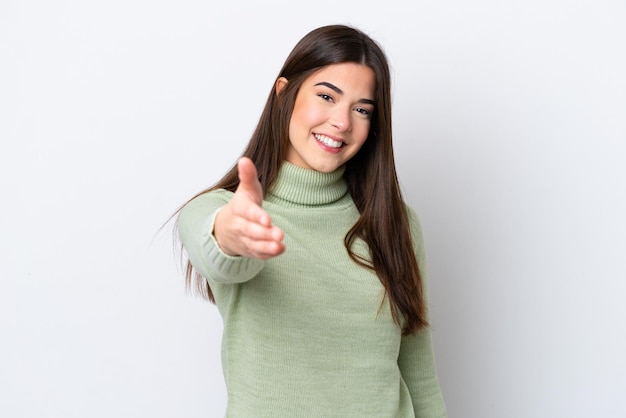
[330,107,351,132]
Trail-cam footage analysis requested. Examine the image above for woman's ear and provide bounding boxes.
[275,77,288,95]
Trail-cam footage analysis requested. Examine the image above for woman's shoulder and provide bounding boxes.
[403,203,422,227]
[403,203,426,249]
[185,188,233,207]
[177,188,233,223]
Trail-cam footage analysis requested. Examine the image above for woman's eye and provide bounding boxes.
[355,107,371,117]
[318,93,334,102]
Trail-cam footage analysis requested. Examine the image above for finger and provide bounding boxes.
[243,238,286,260]
[239,222,284,243]
[236,157,263,206]
[237,221,285,259]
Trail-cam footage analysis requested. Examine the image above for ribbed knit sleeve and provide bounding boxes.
[176,190,265,284]
[398,206,447,417]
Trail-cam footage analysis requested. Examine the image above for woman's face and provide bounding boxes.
[279,62,376,173]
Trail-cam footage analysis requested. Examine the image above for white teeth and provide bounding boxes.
[314,134,343,148]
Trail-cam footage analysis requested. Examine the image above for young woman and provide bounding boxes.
[176,24,447,417]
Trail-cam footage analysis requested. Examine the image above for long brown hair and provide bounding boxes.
[177,25,428,335]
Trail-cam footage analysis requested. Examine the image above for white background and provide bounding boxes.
[1,1,625,417]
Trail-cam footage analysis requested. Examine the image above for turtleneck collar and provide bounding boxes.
[265,161,349,207]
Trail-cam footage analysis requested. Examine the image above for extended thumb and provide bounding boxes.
[237,157,263,201]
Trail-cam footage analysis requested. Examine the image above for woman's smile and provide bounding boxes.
[313,133,344,149]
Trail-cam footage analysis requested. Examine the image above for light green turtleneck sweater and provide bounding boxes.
[177,162,447,418]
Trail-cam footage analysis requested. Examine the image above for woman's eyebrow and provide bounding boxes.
[314,81,375,105]
[315,81,343,95]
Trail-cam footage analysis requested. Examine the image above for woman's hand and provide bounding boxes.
[213,157,285,260]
